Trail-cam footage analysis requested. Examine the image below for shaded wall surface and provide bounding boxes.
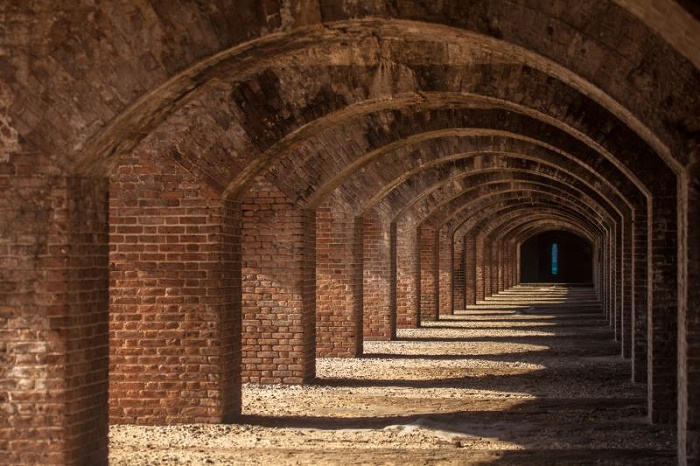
[520,231,593,283]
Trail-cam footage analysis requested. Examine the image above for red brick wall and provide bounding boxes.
[0,170,110,465]
[316,198,363,357]
[65,177,110,463]
[465,233,477,305]
[395,218,419,328]
[453,235,466,310]
[476,235,491,300]
[109,147,240,424]
[438,228,452,316]
[622,220,633,359]
[362,211,393,340]
[493,243,502,294]
[419,225,438,322]
[241,179,315,383]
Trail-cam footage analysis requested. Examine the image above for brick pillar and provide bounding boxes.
[489,240,498,295]
[1,171,110,465]
[453,234,466,310]
[514,240,521,286]
[419,225,438,322]
[241,179,315,384]
[466,232,478,304]
[438,228,452,316]
[395,218,419,328]
[495,241,505,292]
[633,206,648,383]
[362,211,393,340]
[604,230,611,320]
[679,173,700,465]
[614,224,622,342]
[315,198,363,357]
[109,148,241,423]
[622,219,633,359]
[505,239,515,289]
[648,197,678,424]
[482,236,492,298]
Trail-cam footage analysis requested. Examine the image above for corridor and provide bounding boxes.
[110,286,673,465]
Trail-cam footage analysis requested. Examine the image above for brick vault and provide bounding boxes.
[0,1,698,464]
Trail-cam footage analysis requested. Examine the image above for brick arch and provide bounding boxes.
[353,140,634,217]
[58,27,675,201]
[258,91,664,206]
[354,146,632,218]
[4,4,694,175]
[393,168,619,228]
[489,206,625,317]
[447,200,629,365]
[488,216,602,293]
[447,206,605,311]
[418,181,612,233]
[456,206,607,303]
[492,215,601,252]
[3,4,698,465]
[398,191,609,325]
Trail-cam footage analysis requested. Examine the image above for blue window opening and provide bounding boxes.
[551,243,559,275]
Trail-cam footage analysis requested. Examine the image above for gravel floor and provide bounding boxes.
[110,286,675,465]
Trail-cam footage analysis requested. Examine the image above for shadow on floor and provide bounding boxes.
[241,286,674,464]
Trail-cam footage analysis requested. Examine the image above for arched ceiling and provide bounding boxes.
[2,0,698,251]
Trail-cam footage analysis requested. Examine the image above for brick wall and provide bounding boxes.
[679,174,700,465]
[452,235,466,310]
[316,197,363,357]
[241,179,315,384]
[362,211,394,340]
[481,237,492,299]
[0,169,110,465]
[419,225,438,322]
[465,233,477,305]
[622,220,633,359]
[633,205,648,383]
[395,218,419,328]
[65,177,110,463]
[438,228,452,316]
[648,196,678,424]
[109,147,240,424]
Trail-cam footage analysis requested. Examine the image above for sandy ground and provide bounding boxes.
[109,286,675,465]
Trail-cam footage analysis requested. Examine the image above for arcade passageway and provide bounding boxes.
[1,1,699,465]
[110,286,675,465]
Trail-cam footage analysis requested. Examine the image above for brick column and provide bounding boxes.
[1,171,109,465]
[466,232,478,304]
[482,236,492,298]
[395,218,419,328]
[419,225,438,322]
[514,240,521,286]
[438,228,452,316]
[505,239,516,289]
[679,173,700,465]
[453,234,466,310]
[648,197,678,424]
[622,219,633,359]
[633,205,648,383]
[614,224,622,342]
[109,148,241,423]
[242,180,315,384]
[604,230,611,320]
[491,242,503,294]
[316,198,363,357]
[362,211,394,340]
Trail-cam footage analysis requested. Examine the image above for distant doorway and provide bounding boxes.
[520,231,592,283]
